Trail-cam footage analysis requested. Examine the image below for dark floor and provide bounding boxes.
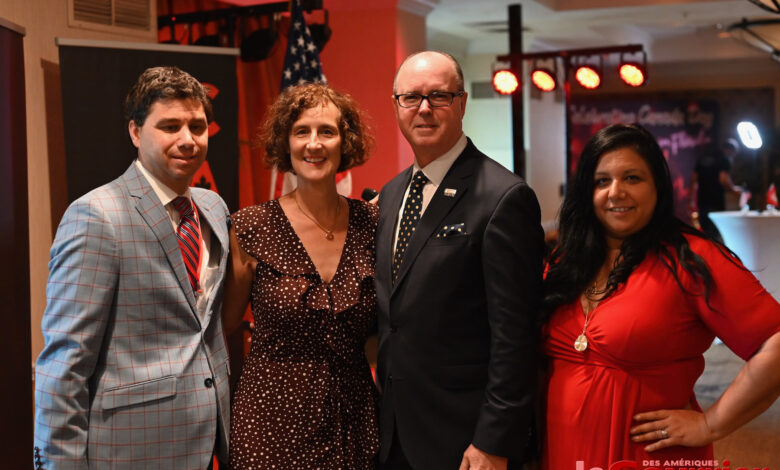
[695,342,780,468]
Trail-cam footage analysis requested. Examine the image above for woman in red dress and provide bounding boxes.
[542,124,780,469]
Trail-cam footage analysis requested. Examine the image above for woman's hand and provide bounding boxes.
[632,333,780,453]
[630,409,716,452]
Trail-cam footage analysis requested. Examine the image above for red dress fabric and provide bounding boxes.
[543,235,780,469]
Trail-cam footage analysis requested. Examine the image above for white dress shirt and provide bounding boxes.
[393,133,468,254]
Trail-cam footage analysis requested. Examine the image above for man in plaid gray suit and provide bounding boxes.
[34,66,231,469]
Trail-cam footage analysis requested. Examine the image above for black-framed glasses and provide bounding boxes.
[393,91,464,108]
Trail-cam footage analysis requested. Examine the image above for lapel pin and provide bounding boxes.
[443,188,457,197]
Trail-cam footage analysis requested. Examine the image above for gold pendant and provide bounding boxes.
[325,231,334,240]
[574,334,588,352]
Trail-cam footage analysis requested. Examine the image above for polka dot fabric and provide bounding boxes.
[392,170,428,283]
[229,198,379,469]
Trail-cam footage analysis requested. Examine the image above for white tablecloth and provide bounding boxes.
[710,211,780,301]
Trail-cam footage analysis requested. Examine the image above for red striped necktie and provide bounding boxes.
[173,196,201,293]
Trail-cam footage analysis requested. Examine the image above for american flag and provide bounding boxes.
[281,0,326,88]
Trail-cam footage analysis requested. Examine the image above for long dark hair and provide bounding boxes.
[543,124,725,317]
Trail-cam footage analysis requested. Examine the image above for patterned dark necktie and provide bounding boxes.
[392,170,429,284]
[173,196,201,293]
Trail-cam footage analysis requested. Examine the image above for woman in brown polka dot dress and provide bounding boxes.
[222,84,379,469]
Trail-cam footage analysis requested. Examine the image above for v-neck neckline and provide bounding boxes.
[275,198,352,285]
[577,288,617,324]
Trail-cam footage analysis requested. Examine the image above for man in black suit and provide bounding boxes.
[375,51,545,470]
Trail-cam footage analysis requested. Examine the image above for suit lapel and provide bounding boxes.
[391,146,478,294]
[194,192,228,256]
[122,163,199,315]
[192,190,229,325]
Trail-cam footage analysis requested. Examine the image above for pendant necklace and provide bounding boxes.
[295,194,341,240]
[575,283,607,352]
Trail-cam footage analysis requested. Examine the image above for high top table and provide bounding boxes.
[710,211,780,301]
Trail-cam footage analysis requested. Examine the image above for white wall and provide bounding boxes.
[528,91,565,225]
[462,99,513,171]
[460,53,514,171]
[459,53,565,225]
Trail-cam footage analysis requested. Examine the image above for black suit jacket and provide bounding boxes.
[376,140,545,469]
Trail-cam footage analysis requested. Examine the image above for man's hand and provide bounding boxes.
[458,444,508,470]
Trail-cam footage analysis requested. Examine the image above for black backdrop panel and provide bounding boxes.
[0,19,32,468]
[569,96,719,222]
[59,45,239,212]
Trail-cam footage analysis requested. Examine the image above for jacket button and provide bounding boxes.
[388,374,393,383]
[390,325,398,333]
[204,377,214,388]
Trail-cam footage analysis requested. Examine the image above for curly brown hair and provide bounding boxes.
[260,83,373,173]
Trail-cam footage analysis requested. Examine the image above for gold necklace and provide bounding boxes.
[574,282,607,352]
[294,194,342,240]
[585,284,608,296]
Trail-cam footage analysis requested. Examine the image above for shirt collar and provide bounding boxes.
[134,159,191,206]
[413,133,467,186]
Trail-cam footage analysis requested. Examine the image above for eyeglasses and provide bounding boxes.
[393,91,464,108]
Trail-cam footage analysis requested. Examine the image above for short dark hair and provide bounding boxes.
[543,123,726,317]
[393,50,464,93]
[260,83,373,173]
[124,66,213,126]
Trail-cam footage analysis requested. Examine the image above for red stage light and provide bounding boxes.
[619,62,646,87]
[531,68,557,92]
[492,69,519,95]
[575,65,601,89]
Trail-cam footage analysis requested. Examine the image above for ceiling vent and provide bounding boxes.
[68,0,156,38]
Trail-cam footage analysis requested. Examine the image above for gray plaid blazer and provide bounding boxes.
[34,163,231,469]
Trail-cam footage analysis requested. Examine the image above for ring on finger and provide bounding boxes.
[659,428,668,439]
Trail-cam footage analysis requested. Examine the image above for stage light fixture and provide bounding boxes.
[618,51,647,87]
[492,69,519,95]
[618,63,645,86]
[572,55,602,90]
[530,59,558,92]
[737,121,763,149]
[531,68,557,92]
[575,65,601,89]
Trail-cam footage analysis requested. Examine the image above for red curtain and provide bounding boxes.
[158,0,288,208]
